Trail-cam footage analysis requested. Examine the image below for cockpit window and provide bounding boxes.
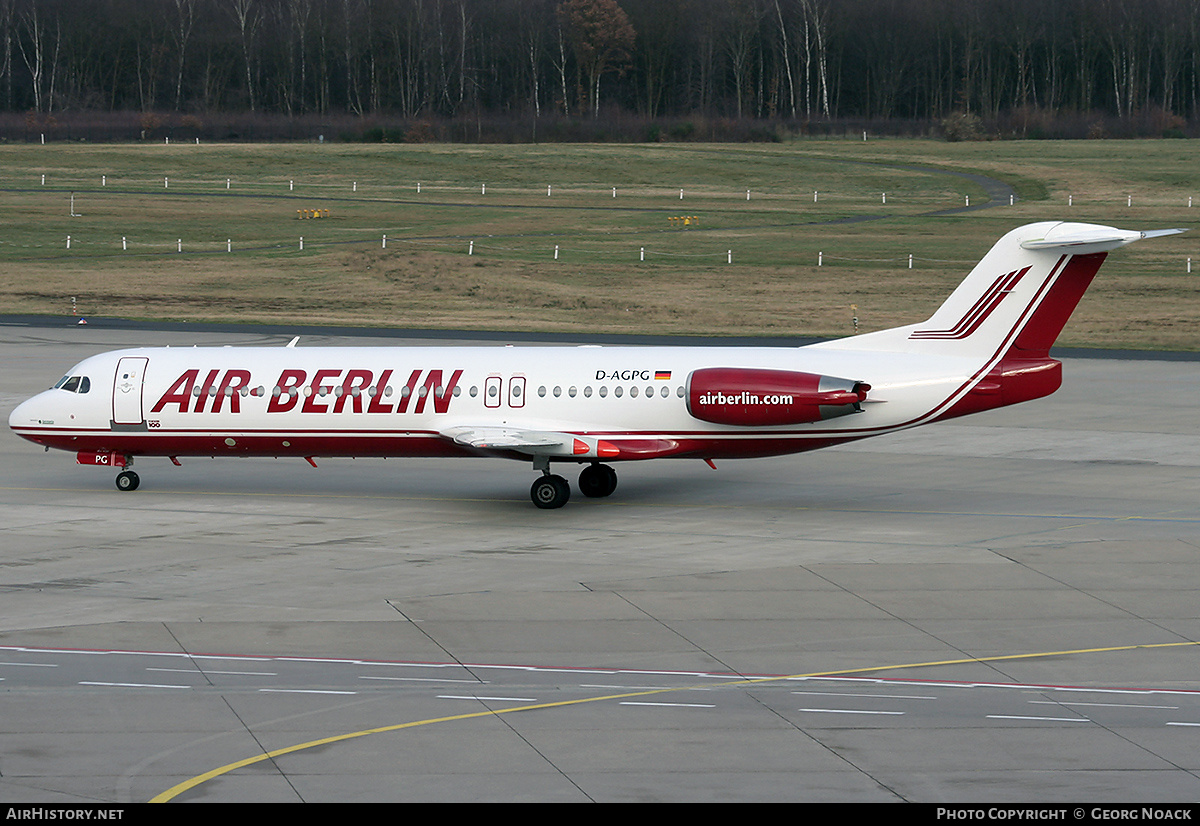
[54,375,90,393]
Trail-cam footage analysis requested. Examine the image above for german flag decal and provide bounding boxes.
[655,370,672,380]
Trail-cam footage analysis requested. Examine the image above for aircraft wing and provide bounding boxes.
[441,426,676,461]
[442,425,620,459]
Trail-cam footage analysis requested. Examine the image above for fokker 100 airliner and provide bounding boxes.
[8,221,1184,508]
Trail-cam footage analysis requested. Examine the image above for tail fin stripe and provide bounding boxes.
[918,255,1072,418]
[910,266,1030,340]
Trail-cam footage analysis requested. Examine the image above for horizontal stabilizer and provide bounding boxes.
[1020,225,1186,254]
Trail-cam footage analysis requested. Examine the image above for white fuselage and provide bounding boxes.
[9,342,977,462]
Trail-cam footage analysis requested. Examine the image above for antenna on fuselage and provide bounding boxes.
[286,336,299,348]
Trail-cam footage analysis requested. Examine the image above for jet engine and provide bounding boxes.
[686,367,870,426]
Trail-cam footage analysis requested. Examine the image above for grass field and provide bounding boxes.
[0,139,1196,349]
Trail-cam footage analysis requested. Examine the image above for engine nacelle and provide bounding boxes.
[686,367,870,427]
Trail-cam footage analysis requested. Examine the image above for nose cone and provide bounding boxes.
[9,390,56,444]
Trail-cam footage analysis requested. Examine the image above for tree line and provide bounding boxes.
[2,0,1198,138]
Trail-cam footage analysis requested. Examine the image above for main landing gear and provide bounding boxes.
[530,462,618,509]
[578,462,618,498]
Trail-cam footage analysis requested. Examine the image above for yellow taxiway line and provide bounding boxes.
[151,639,1200,802]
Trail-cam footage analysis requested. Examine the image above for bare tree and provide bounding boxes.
[170,0,195,110]
[723,0,765,119]
[772,0,796,118]
[798,0,830,117]
[227,0,262,111]
[0,0,13,110]
[557,0,635,117]
[16,1,60,112]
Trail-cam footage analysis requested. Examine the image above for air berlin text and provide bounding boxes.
[151,368,463,415]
